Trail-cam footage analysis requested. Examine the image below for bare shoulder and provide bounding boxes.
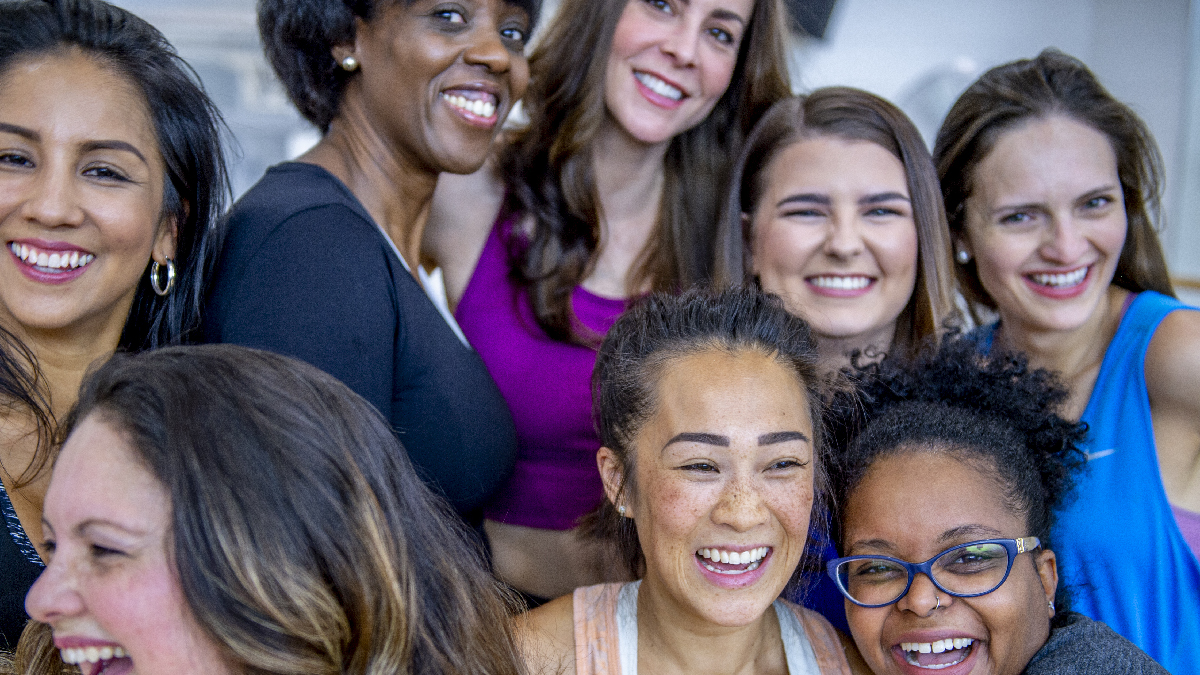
[423,158,507,307]
[1145,307,1200,411]
[513,594,576,675]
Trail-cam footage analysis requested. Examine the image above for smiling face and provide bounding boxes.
[841,451,1057,675]
[599,348,815,627]
[749,136,919,353]
[603,0,753,147]
[0,51,175,342]
[341,0,531,175]
[26,414,233,675]
[961,115,1127,335]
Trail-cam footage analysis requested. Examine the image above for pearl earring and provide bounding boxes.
[956,248,971,264]
[340,55,359,72]
[618,505,626,516]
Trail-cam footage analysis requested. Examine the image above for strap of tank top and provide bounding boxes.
[774,600,821,674]
[615,581,640,675]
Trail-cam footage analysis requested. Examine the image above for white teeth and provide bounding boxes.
[58,645,128,664]
[634,71,683,101]
[809,275,872,290]
[900,638,975,654]
[440,92,497,119]
[697,547,770,565]
[8,242,94,270]
[1031,267,1087,288]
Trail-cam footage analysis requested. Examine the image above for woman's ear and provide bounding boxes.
[1034,548,1059,618]
[596,446,631,518]
[153,214,179,264]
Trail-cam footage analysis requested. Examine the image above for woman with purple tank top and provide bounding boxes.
[423,0,794,602]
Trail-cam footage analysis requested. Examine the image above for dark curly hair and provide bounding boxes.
[259,0,541,133]
[585,286,825,582]
[826,337,1087,623]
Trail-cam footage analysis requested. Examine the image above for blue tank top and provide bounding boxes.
[1058,291,1199,674]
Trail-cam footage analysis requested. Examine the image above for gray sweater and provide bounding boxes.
[1024,613,1170,675]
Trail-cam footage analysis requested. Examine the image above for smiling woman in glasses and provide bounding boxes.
[825,337,1168,675]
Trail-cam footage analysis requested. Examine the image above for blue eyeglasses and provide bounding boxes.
[827,537,1041,608]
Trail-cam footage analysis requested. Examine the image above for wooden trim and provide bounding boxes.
[1172,277,1200,291]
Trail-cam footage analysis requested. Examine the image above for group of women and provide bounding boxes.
[0,0,1195,673]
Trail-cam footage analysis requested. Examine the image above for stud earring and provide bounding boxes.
[1049,599,1055,611]
[340,55,359,72]
[956,248,971,264]
[617,505,626,517]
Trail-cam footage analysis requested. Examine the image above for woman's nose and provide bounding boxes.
[895,571,948,617]
[463,21,512,74]
[659,20,700,67]
[823,216,865,259]
[20,161,85,229]
[26,557,85,624]
[1040,214,1090,263]
[711,476,769,531]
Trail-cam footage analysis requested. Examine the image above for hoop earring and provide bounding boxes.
[150,259,176,296]
[340,55,359,72]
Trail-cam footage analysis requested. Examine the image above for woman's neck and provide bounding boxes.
[994,285,1129,418]
[9,322,124,422]
[300,99,438,277]
[636,579,787,675]
[586,118,671,298]
[814,322,897,376]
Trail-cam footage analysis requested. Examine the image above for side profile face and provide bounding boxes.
[341,0,531,174]
[750,136,919,352]
[600,348,816,627]
[0,50,175,340]
[604,0,754,146]
[960,114,1127,335]
[841,451,1057,675]
[27,414,233,675]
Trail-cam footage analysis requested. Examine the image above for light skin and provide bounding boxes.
[842,451,1058,675]
[306,0,531,273]
[425,0,757,598]
[26,415,234,675]
[518,348,817,675]
[0,51,176,556]
[961,114,1200,511]
[749,136,919,372]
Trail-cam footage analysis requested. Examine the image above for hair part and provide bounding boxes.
[498,0,793,344]
[584,286,826,584]
[933,48,1173,315]
[715,87,957,361]
[62,345,524,675]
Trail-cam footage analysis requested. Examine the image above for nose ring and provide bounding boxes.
[934,593,941,611]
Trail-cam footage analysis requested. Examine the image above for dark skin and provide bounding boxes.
[303,0,531,273]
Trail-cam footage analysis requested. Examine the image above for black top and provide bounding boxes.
[0,483,42,649]
[203,163,517,525]
[1024,612,1169,675]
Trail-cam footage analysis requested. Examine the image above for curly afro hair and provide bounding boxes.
[826,336,1088,618]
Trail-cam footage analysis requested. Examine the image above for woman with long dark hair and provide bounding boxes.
[424,0,793,602]
[0,0,226,646]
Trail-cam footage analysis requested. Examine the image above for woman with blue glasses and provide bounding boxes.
[825,338,1167,675]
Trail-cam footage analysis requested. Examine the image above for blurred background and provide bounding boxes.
[109,0,1200,302]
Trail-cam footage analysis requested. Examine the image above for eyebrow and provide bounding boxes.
[777,193,830,208]
[75,518,150,539]
[664,432,729,448]
[860,192,910,205]
[937,524,1004,544]
[758,431,810,445]
[711,8,748,25]
[0,123,148,165]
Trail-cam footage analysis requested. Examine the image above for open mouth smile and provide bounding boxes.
[8,241,95,284]
[60,645,131,675]
[696,546,770,575]
[898,638,975,670]
[440,89,499,127]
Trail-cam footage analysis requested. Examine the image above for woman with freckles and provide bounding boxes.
[422,0,793,603]
[825,338,1166,675]
[518,288,854,675]
[23,345,526,675]
[934,50,1200,672]
[204,0,540,531]
[0,0,226,648]
[716,88,957,374]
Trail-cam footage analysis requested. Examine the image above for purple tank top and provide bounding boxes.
[455,215,627,530]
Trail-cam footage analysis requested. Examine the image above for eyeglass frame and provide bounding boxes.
[826,537,1042,608]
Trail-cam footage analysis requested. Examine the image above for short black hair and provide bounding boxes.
[258,0,542,132]
[0,0,229,350]
[826,337,1088,621]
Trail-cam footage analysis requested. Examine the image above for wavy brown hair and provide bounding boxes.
[60,345,524,675]
[933,49,1174,313]
[715,88,957,361]
[498,0,793,343]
